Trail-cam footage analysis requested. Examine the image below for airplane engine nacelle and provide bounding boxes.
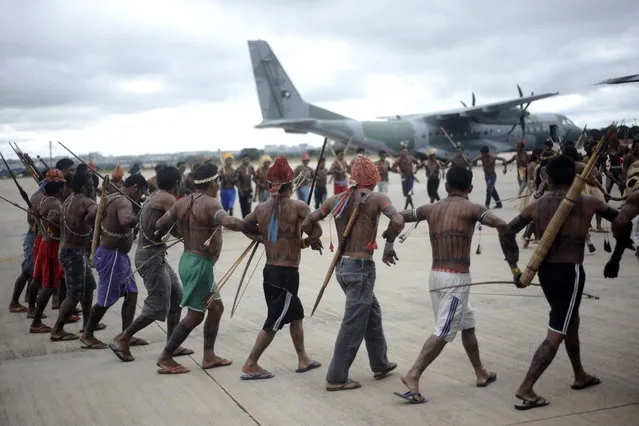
[284,129,309,134]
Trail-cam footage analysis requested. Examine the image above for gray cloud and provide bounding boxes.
[1,0,638,139]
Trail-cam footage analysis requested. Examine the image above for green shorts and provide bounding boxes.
[178,252,220,312]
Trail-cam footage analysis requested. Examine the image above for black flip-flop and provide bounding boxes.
[108,343,135,362]
[571,376,601,390]
[514,396,550,411]
[374,362,398,380]
[393,391,427,404]
[296,360,321,373]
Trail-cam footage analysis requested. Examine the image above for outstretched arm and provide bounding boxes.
[381,200,405,266]
[612,193,639,240]
[213,208,259,234]
[241,210,263,243]
[302,197,335,230]
[478,208,519,271]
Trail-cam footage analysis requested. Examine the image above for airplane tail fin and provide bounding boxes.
[248,40,348,123]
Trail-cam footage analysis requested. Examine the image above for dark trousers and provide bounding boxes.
[485,173,501,207]
[427,178,440,203]
[238,191,252,218]
[314,186,327,209]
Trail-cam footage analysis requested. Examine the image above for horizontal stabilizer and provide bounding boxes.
[595,74,639,85]
[254,118,317,129]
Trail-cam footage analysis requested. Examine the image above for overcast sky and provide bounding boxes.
[1,0,638,158]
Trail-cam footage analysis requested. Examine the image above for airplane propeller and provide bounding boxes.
[506,84,534,140]
[460,92,476,108]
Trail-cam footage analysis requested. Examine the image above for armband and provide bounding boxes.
[478,211,490,224]
[301,238,310,249]
[511,266,521,274]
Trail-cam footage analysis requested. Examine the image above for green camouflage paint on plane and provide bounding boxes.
[248,40,639,160]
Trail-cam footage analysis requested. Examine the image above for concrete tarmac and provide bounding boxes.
[0,163,638,426]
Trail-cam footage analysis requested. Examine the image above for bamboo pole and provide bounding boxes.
[520,124,615,286]
[90,176,110,265]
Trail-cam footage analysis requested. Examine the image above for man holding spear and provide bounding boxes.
[507,153,619,410]
[303,155,404,392]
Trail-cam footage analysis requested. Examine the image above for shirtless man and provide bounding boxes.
[507,154,618,410]
[506,141,530,194]
[81,174,147,349]
[472,146,507,209]
[219,153,238,216]
[147,164,165,194]
[328,149,349,195]
[240,156,323,380]
[8,183,41,313]
[254,155,272,203]
[303,156,404,391]
[110,166,193,362]
[375,151,391,194]
[314,158,328,209]
[27,176,48,318]
[294,152,314,202]
[236,155,255,218]
[418,150,441,203]
[606,137,625,194]
[394,167,519,404]
[622,138,639,183]
[51,172,99,341]
[605,160,639,277]
[29,169,67,334]
[445,145,473,171]
[154,163,259,374]
[391,145,420,209]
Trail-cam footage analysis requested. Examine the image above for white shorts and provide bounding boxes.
[631,216,639,246]
[429,269,475,342]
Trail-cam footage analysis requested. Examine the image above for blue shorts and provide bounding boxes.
[21,230,35,275]
[94,245,137,307]
[401,176,414,197]
[220,188,236,211]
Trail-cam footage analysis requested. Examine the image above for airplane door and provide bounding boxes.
[549,125,558,141]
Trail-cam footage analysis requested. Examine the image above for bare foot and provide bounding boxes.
[112,335,131,357]
[157,357,190,374]
[202,356,232,370]
[476,371,497,387]
[400,374,420,394]
[242,364,268,376]
[80,336,107,349]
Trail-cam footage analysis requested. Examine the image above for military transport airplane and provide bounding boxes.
[248,40,639,160]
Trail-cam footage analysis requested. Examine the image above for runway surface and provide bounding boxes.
[1,162,637,426]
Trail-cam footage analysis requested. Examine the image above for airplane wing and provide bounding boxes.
[378,92,558,121]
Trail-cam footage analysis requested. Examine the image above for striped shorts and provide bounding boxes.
[429,269,475,342]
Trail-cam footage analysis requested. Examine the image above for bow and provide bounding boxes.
[429,280,600,300]
[1,152,35,210]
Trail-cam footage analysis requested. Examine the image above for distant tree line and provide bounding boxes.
[587,124,639,142]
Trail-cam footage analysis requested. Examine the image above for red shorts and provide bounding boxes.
[334,183,348,195]
[33,234,42,258]
[32,240,63,288]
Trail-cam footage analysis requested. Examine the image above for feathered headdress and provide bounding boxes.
[45,168,66,183]
[111,164,124,180]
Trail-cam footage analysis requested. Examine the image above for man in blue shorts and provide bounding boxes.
[219,152,238,216]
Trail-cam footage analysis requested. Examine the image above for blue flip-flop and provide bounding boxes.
[393,391,427,404]
[241,371,275,380]
[296,361,322,373]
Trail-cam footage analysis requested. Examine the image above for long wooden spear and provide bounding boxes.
[90,176,109,265]
[520,123,616,286]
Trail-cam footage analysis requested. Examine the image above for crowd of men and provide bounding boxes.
[5,134,639,411]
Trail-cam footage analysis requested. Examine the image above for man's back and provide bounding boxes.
[172,193,223,262]
[531,193,600,264]
[422,197,480,272]
[254,197,307,267]
[329,190,388,258]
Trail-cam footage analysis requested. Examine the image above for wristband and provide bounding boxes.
[384,240,394,252]
[511,267,521,274]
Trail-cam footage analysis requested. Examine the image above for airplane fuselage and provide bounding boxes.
[297,112,582,159]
